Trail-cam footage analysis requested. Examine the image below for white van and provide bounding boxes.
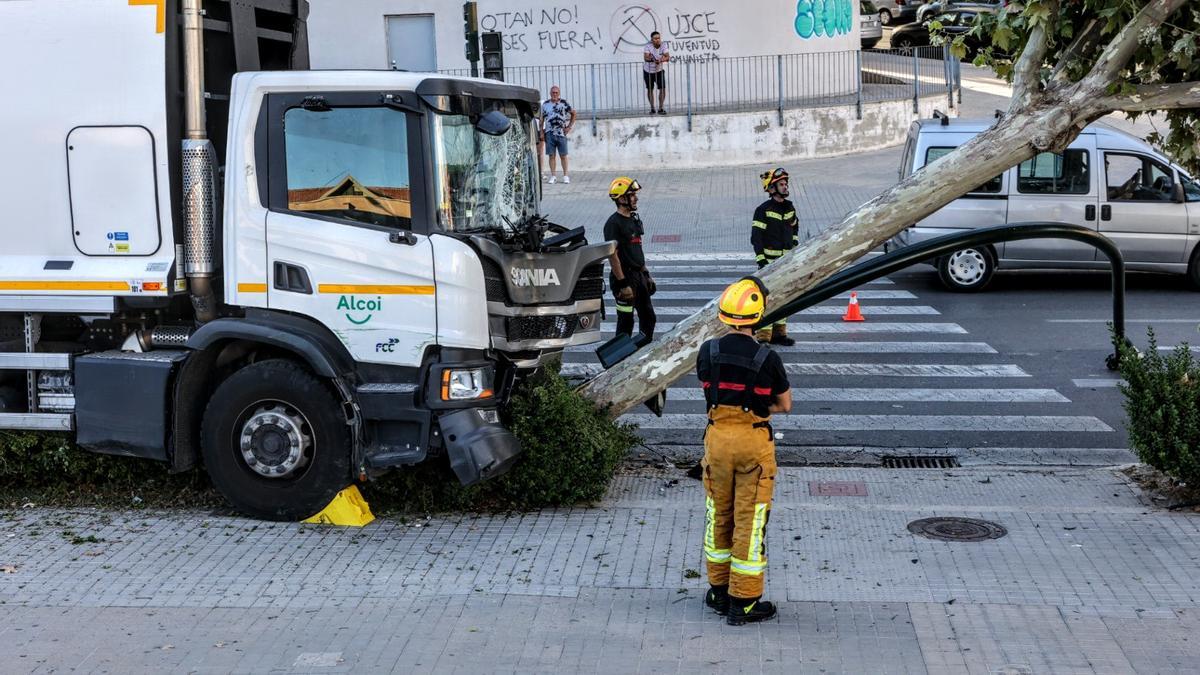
[888,118,1200,291]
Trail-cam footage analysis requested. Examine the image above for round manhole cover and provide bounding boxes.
[907,517,1007,542]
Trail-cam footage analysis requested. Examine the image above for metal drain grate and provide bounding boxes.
[907,517,1007,542]
[882,456,960,469]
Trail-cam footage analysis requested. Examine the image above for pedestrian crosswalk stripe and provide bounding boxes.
[650,290,916,300]
[650,266,894,283]
[642,277,895,287]
[599,322,967,334]
[624,414,1112,432]
[642,305,939,316]
[660,388,1069,403]
[782,363,1029,377]
[565,340,993,354]
[1073,379,1123,388]
[559,363,1030,378]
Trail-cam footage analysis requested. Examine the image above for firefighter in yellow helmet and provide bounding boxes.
[604,177,657,340]
[696,277,792,625]
[751,168,800,346]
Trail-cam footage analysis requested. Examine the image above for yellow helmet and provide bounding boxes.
[760,167,789,192]
[609,176,641,200]
[718,278,767,327]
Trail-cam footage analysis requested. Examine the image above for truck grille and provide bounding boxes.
[570,263,605,301]
[505,315,579,341]
[481,258,605,305]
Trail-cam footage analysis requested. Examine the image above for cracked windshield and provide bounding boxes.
[433,106,538,232]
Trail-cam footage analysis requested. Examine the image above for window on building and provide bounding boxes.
[283,106,412,229]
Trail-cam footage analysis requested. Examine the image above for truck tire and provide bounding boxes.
[1189,245,1200,290]
[200,359,352,521]
[937,247,995,292]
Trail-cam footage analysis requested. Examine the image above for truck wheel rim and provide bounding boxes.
[238,401,313,479]
[948,249,986,285]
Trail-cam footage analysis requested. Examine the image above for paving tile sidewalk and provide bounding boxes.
[2,465,1198,673]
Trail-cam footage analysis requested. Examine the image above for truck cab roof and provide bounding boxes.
[231,70,541,106]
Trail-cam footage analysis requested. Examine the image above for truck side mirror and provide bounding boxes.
[1172,182,1186,204]
[475,109,511,136]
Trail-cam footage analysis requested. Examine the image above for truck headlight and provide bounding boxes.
[441,367,495,401]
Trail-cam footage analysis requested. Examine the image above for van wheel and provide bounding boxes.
[201,359,352,521]
[1188,246,1200,290]
[937,247,995,292]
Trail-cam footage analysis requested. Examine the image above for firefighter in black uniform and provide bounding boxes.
[751,167,799,346]
[697,277,792,625]
[604,176,657,340]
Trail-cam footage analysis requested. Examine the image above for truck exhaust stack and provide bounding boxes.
[182,0,217,323]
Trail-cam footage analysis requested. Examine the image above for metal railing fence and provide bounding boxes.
[441,46,961,130]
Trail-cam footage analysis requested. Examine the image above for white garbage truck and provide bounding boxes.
[0,0,612,520]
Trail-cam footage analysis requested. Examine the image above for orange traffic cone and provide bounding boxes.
[842,292,865,322]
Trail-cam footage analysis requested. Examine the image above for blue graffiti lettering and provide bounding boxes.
[795,0,853,39]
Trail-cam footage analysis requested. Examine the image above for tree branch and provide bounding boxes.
[1049,17,1105,86]
[1086,0,1190,86]
[1093,81,1200,113]
[1010,0,1059,110]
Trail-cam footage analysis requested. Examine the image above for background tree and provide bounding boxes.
[579,0,1200,416]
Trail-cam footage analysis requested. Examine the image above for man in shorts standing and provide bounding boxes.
[539,85,576,184]
[643,32,670,115]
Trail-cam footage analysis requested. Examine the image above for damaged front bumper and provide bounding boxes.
[439,407,522,485]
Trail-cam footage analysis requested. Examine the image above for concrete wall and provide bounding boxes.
[559,94,951,172]
[307,0,860,70]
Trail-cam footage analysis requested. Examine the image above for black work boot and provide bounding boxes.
[769,327,795,347]
[727,597,778,626]
[704,585,729,615]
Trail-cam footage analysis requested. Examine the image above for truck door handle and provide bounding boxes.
[1085,205,1096,221]
[273,262,313,294]
[1101,205,1112,221]
[389,231,418,246]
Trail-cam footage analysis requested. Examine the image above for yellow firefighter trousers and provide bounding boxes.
[701,406,777,599]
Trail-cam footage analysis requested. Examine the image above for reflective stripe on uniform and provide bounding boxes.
[782,211,796,220]
[763,248,785,256]
[704,496,732,563]
[615,303,634,313]
[730,556,767,576]
[764,211,784,220]
[752,220,768,230]
[747,503,768,562]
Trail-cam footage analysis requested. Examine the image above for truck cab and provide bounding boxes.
[0,0,611,520]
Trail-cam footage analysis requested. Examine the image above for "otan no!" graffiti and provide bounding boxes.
[795,0,853,39]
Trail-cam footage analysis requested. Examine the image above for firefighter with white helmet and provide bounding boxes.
[696,277,793,625]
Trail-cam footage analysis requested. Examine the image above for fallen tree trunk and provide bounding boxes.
[577,0,1196,417]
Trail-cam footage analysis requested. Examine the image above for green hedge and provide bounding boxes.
[1118,328,1200,486]
[0,366,639,513]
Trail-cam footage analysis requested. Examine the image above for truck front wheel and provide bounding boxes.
[201,359,352,521]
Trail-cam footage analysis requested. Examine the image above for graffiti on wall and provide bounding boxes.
[480,4,604,52]
[794,0,853,39]
[610,5,722,63]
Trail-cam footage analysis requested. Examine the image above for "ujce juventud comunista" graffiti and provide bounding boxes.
[794,0,853,39]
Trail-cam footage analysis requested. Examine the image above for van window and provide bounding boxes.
[926,147,1002,193]
[900,134,916,179]
[1104,153,1176,202]
[1183,174,1200,202]
[1017,149,1090,195]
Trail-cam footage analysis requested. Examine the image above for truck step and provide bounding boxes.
[0,412,73,431]
[0,352,71,370]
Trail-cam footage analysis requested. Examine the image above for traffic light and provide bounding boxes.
[481,31,504,81]
[463,1,480,72]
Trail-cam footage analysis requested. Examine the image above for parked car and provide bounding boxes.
[888,118,1200,291]
[878,0,923,26]
[888,8,992,53]
[860,0,884,48]
[916,0,1006,23]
